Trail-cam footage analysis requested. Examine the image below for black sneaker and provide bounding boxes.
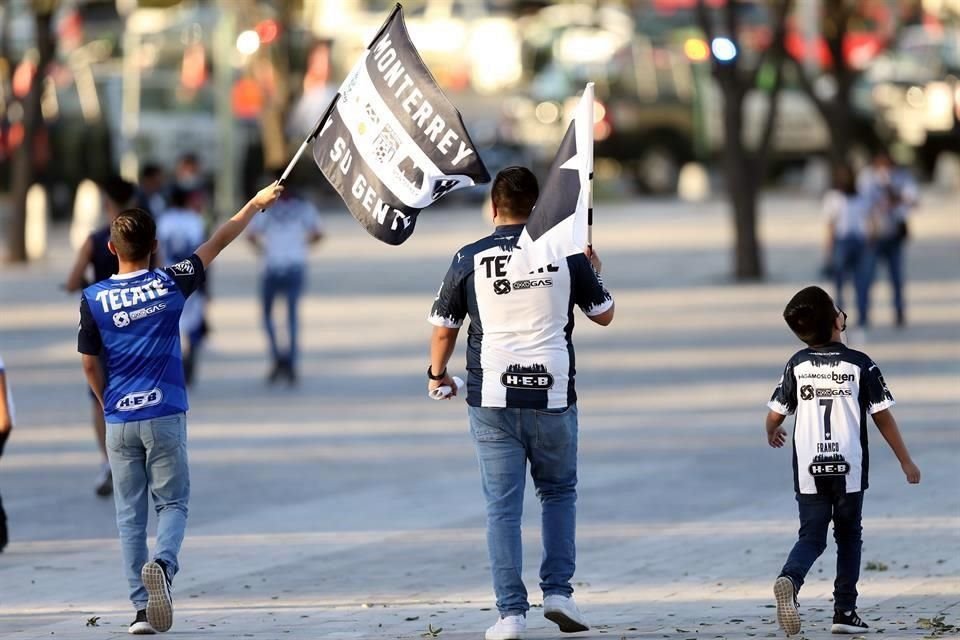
[774,576,801,636]
[129,609,155,635]
[142,560,174,632]
[832,610,869,634]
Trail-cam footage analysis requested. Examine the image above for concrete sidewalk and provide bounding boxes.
[0,192,957,639]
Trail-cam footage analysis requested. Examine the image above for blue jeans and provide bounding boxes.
[865,236,906,323]
[833,236,871,328]
[106,413,190,610]
[780,490,864,611]
[468,404,579,617]
[261,267,305,365]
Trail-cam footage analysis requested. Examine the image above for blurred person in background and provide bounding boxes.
[823,165,872,331]
[157,185,209,387]
[172,153,206,197]
[0,355,14,552]
[289,40,336,140]
[858,151,918,328]
[137,163,168,219]
[247,177,324,385]
[64,175,138,497]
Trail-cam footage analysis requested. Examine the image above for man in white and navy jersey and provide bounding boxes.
[765,286,920,637]
[427,167,614,640]
[78,183,283,635]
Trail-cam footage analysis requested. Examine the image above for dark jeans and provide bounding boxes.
[865,236,906,323]
[261,267,305,365]
[0,490,7,551]
[780,489,864,611]
[833,236,871,328]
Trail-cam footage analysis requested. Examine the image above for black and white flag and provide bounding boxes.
[507,83,594,278]
[311,4,490,245]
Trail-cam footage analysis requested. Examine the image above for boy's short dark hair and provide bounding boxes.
[783,286,838,346]
[101,175,136,209]
[111,209,156,262]
[491,166,539,220]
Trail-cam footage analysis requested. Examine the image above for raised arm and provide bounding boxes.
[195,183,283,269]
[872,409,921,484]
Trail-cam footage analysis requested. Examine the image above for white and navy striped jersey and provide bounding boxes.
[429,223,613,409]
[768,343,895,495]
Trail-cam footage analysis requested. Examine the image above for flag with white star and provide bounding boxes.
[507,83,594,278]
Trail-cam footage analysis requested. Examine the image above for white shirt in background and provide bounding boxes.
[249,196,323,272]
[823,190,870,239]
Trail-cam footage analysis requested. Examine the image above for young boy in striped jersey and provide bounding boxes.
[765,286,920,637]
[78,183,282,634]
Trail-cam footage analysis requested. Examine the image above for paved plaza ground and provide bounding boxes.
[0,191,957,639]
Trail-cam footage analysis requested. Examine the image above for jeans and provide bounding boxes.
[833,236,871,328]
[865,236,906,323]
[468,404,579,617]
[261,267,305,365]
[106,413,190,609]
[780,489,864,611]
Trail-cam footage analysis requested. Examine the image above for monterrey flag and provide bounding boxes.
[507,84,594,278]
[311,4,490,245]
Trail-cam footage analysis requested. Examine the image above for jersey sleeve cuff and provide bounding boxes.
[428,314,463,329]
[584,297,614,317]
[868,399,895,415]
[767,400,793,416]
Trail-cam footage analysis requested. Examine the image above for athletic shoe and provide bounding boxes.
[832,610,869,634]
[543,595,590,633]
[95,464,113,497]
[129,610,155,635]
[142,561,173,632]
[485,614,526,640]
[774,576,801,636]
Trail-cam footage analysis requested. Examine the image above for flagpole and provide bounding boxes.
[586,83,594,250]
[260,93,341,212]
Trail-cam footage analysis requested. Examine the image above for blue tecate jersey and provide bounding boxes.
[78,255,205,422]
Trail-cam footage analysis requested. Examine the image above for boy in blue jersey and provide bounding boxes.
[765,286,920,637]
[78,183,282,634]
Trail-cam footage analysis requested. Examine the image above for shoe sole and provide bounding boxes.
[544,609,590,633]
[142,562,173,632]
[774,577,801,636]
[831,623,869,634]
[485,630,525,640]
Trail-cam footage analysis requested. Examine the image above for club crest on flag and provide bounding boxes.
[507,83,594,278]
[310,4,490,245]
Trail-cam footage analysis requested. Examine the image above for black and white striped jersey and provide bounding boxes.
[429,223,613,409]
[768,343,895,495]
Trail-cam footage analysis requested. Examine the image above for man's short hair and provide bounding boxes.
[101,175,136,209]
[783,286,837,346]
[111,209,156,262]
[491,166,539,220]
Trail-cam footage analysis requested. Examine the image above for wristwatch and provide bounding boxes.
[427,365,447,381]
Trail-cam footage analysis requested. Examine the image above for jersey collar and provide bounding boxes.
[494,223,525,235]
[110,269,149,280]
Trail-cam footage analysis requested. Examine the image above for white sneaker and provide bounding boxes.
[543,595,590,633]
[485,614,527,640]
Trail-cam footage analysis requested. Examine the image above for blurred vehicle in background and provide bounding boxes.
[500,7,851,195]
[865,26,960,174]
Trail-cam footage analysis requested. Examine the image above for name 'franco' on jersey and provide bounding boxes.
[768,343,895,495]
[428,223,613,410]
[78,255,206,423]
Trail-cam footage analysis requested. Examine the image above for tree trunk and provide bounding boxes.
[7,9,55,263]
[721,84,764,281]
